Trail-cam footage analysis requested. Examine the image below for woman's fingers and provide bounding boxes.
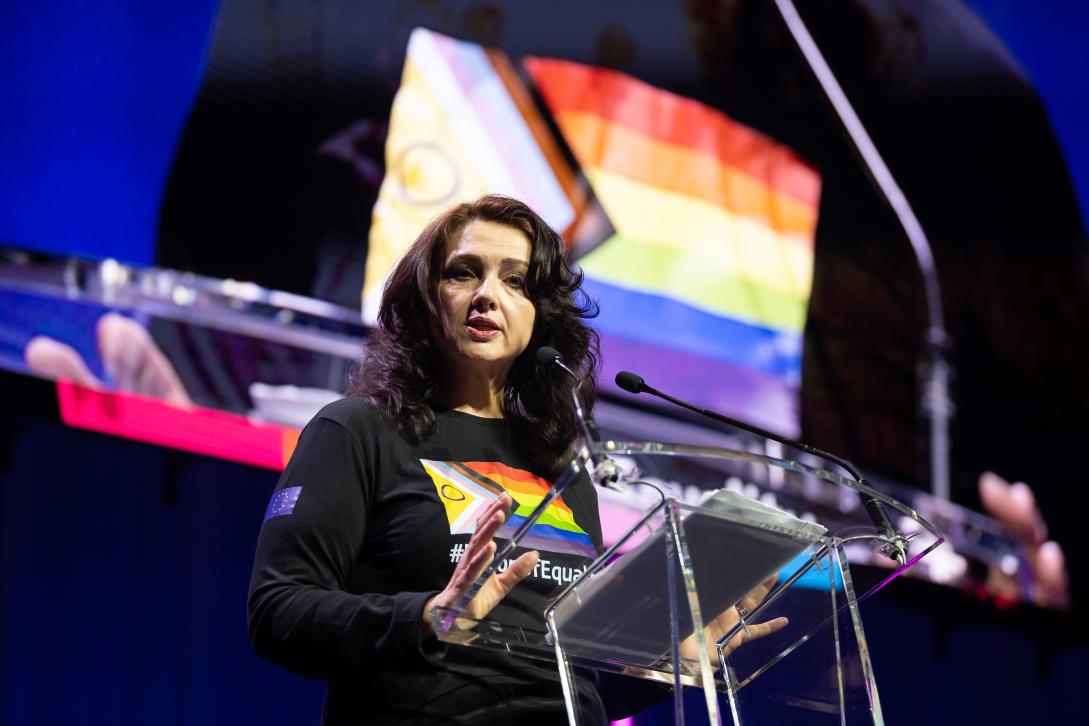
[469,511,502,550]
[746,573,780,604]
[470,550,539,617]
[447,534,493,592]
[494,550,540,590]
[425,539,497,634]
[730,572,781,621]
[438,495,516,606]
[462,495,512,571]
[692,574,790,661]
[718,614,790,658]
[466,542,498,590]
[429,494,538,629]
[745,615,789,641]
[469,494,512,544]
[462,540,497,583]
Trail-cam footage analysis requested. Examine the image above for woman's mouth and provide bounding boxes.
[465,317,501,341]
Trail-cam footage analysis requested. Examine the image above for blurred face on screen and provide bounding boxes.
[432,219,536,381]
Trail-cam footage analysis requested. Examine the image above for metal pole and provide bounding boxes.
[770,0,953,500]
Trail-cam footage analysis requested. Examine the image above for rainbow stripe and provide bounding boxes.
[524,58,821,435]
[421,459,597,558]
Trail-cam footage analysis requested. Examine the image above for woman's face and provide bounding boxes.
[432,219,537,377]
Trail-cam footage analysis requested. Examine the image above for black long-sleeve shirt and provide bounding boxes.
[247,397,613,725]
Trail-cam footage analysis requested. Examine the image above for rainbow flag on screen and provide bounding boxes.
[421,459,597,558]
[363,28,582,322]
[524,58,822,435]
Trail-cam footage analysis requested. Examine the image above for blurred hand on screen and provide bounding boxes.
[96,313,190,405]
[979,471,1069,609]
[24,312,191,406]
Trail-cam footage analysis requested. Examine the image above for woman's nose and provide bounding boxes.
[471,276,499,309]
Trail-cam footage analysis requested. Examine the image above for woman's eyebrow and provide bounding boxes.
[443,253,481,267]
[444,254,528,268]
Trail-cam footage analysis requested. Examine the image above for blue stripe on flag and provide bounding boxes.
[582,276,802,380]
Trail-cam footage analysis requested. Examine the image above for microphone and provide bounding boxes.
[615,370,907,565]
[537,347,621,490]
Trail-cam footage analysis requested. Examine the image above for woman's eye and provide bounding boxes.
[505,275,525,288]
[446,267,473,281]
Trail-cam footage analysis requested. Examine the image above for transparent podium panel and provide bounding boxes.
[549,497,823,664]
[716,542,901,725]
[430,441,944,726]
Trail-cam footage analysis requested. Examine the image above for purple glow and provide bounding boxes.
[596,332,800,437]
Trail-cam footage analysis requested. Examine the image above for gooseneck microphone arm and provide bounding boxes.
[537,347,598,442]
[537,346,622,490]
[616,372,862,481]
[615,370,907,565]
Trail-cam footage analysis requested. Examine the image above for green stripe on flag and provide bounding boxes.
[579,235,808,333]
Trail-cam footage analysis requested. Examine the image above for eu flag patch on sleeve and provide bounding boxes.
[264,486,302,522]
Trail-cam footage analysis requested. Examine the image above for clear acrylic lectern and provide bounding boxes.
[430,439,944,725]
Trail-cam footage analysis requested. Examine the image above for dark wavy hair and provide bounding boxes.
[347,194,600,476]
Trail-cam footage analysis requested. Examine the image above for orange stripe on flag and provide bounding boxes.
[462,461,576,511]
[524,57,820,208]
[555,111,818,240]
[465,460,539,481]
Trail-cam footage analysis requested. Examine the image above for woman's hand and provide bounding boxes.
[679,574,789,666]
[422,493,540,636]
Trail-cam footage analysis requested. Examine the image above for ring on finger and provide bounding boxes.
[736,604,752,638]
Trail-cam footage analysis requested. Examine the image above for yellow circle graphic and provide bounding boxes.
[440,483,466,501]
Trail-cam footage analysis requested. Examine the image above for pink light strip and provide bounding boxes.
[56,380,297,470]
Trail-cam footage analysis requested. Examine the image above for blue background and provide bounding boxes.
[0,0,221,264]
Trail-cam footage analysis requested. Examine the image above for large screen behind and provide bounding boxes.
[363,29,819,435]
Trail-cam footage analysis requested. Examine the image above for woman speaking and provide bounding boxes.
[248,195,614,724]
[247,194,780,724]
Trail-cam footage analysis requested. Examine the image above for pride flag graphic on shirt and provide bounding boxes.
[420,459,597,559]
